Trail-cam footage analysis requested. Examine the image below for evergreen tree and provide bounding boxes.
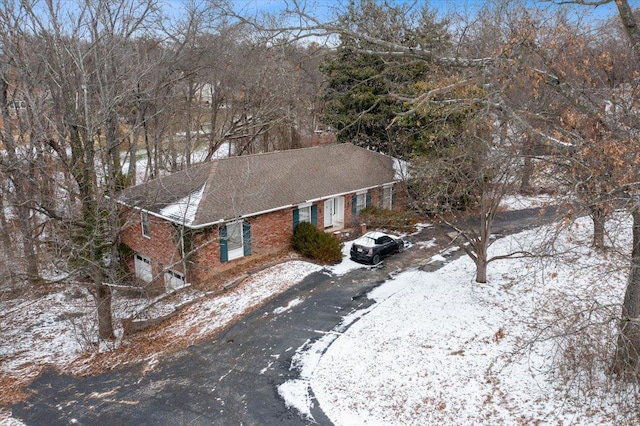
[320,0,471,158]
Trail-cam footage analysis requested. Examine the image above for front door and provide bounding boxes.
[324,196,344,229]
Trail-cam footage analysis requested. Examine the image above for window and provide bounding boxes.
[377,236,393,244]
[134,254,152,282]
[382,185,393,210]
[293,203,317,230]
[355,192,367,215]
[226,221,244,260]
[220,220,251,262]
[298,205,311,223]
[352,191,371,221]
[141,211,150,238]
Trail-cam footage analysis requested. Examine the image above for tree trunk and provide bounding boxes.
[613,209,640,378]
[184,81,195,167]
[0,78,39,282]
[92,278,115,340]
[70,120,116,340]
[591,205,606,249]
[520,155,533,193]
[475,189,490,283]
[0,184,15,285]
[475,256,488,283]
[616,0,640,64]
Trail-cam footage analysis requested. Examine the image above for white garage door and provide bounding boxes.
[164,269,185,291]
[135,254,152,282]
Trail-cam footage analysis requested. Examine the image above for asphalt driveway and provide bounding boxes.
[10,263,396,425]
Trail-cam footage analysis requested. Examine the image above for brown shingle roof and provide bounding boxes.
[117,143,403,227]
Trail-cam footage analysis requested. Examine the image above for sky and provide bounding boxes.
[197,0,623,23]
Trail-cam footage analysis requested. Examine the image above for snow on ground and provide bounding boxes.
[280,213,636,425]
[157,261,323,342]
[0,286,94,380]
[273,297,304,314]
[278,301,384,419]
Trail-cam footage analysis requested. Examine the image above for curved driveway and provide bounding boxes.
[9,207,556,425]
[11,264,395,425]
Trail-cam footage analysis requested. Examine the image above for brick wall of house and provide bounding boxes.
[251,208,295,255]
[372,188,381,209]
[120,208,184,289]
[188,208,296,286]
[120,183,408,290]
[394,184,409,210]
[316,202,325,229]
[345,195,355,225]
[188,227,221,287]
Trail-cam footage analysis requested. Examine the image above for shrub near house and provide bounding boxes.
[117,143,406,292]
[292,221,343,263]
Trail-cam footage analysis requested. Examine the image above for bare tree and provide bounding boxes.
[0,54,40,281]
[0,0,167,340]
[410,111,525,283]
[525,0,640,377]
[594,0,640,380]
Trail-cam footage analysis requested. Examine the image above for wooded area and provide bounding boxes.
[2,0,640,397]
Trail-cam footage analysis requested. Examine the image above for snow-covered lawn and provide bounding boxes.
[282,214,637,425]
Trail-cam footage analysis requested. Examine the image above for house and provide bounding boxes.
[116,143,407,291]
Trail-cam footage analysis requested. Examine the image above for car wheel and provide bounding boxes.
[372,254,380,264]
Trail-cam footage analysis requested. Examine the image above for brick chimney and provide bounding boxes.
[311,131,337,147]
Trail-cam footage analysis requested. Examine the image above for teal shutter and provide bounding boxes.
[352,195,357,217]
[366,192,372,207]
[219,224,228,262]
[243,220,251,256]
[379,188,384,208]
[311,205,317,226]
[292,208,299,231]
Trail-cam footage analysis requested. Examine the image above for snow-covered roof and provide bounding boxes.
[158,184,205,226]
[393,158,409,180]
